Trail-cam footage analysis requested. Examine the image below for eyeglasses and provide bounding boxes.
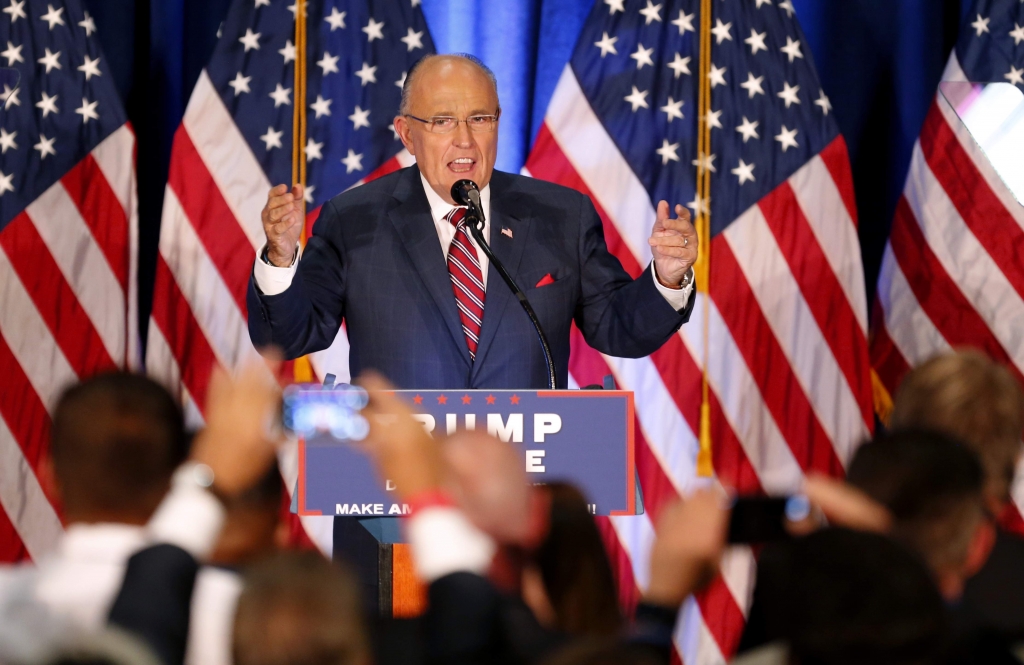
[405,112,501,134]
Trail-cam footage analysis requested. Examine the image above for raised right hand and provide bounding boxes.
[261,183,304,267]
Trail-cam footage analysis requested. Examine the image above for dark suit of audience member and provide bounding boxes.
[958,529,1024,644]
[737,528,949,663]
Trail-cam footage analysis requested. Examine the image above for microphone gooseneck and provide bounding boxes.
[449,180,558,390]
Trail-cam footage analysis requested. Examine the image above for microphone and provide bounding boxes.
[452,179,483,211]
[449,180,558,389]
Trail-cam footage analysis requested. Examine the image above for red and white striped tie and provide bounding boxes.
[446,207,485,360]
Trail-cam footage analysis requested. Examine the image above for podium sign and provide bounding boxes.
[296,390,637,517]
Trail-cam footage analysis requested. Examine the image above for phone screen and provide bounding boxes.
[727,495,811,544]
[281,385,370,441]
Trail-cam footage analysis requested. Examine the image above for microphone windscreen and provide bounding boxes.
[451,179,479,206]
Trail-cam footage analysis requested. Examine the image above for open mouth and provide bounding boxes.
[448,157,476,173]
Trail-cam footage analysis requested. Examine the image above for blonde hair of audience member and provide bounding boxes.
[233,552,369,665]
[891,349,1024,513]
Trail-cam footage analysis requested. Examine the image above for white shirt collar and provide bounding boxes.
[419,172,491,226]
[57,523,147,563]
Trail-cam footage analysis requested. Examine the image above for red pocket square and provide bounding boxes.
[535,273,556,287]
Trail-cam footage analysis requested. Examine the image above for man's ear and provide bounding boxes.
[393,117,415,155]
[964,518,997,579]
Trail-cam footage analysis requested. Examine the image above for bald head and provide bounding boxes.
[399,54,499,116]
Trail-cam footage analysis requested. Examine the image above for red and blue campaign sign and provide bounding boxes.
[293,390,637,517]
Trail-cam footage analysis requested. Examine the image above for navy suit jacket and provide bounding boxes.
[247,165,695,389]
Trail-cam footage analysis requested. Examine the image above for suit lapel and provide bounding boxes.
[388,167,471,367]
[471,174,532,379]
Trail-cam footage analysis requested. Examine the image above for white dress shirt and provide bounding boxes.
[253,173,694,309]
[185,567,243,665]
[0,473,229,662]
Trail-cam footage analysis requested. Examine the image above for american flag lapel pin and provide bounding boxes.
[501,226,513,239]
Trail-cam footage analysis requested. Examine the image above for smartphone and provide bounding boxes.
[727,495,811,544]
[281,385,370,441]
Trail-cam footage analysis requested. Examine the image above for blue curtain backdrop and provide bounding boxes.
[84,0,969,343]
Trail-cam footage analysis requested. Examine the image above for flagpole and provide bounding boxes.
[292,0,313,384]
[694,0,714,478]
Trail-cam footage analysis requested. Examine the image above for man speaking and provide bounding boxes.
[247,54,698,389]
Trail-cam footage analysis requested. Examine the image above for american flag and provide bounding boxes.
[871,0,1024,535]
[524,0,872,661]
[0,0,138,563]
[144,0,432,546]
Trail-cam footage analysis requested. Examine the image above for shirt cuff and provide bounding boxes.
[146,466,226,562]
[253,243,300,296]
[651,263,694,311]
[405,506,496,583]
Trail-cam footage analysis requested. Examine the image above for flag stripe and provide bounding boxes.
[609,512,657,592]
[889,196,1023,384]
[698,297,803,494]
[602,351,698,495]
[0,330,63,560]
[0,503,30,562]
[0,326,56,474]
[0,214,117,377]
[788,153,868,334]
[181,73,270,250]
[159,189,258,372]
[89,124,137,218]
[815,136,859,228]
[695,577,748,658]
[60,154,130,291]
[169,128,256,311]
[875,244,950,370]
[0,414,62,561]
[145,321,205,428]
[713,238,845,475]
[932,90,1024,234]
[903,146,1024,376]
[918,101,1024,307]
[527,124,645,278]
[25,184,126,364]
[869,307,913,395]
[150,256,220,413]
[597,515,643,614]
[709,391,763,495]
[0,248,79,417]
[759,181,873,430]
[724,207,865,466]
[676,597,728,665]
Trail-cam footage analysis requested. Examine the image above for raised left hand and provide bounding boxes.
[649,201,698,288]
